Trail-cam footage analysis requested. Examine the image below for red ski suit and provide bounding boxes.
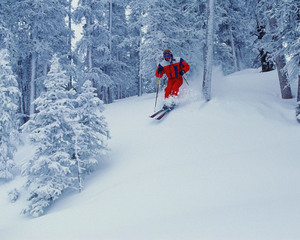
[155,56,190,98]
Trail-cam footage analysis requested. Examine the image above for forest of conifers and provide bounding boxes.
[0,0,299,217]
[0,0,299,122]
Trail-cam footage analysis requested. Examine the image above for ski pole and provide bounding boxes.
[183,76,190,86]
[154,77,160,111]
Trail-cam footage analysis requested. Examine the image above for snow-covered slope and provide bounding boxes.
[1,69,300,240]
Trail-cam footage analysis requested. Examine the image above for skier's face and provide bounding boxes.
[164,53,171,61]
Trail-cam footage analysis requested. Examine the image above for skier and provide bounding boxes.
[155,49,190,108]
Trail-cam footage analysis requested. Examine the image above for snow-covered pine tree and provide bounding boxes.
[73,0,113,103]
[21,54,110,216]
[21,55,77,217]
[214,0,257,74]
[1,0,70,121]
[108,0,136,100]
[126,0,147,96]
[72,80,109,191]
[0,49,20,179]
[180,0,207,73]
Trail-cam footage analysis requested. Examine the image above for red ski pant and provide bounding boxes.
[164,77,183,98]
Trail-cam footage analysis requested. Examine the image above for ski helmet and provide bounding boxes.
[163,49,171,55]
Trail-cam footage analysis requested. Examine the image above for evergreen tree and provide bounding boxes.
[0,49,20,179]
[73,0,113,103]
[74,0,135,102]
[72,80,109,191]
[108,0,136,100]
[21,55,77,217]
[1,0,70,121]
[126,0,147,96]
[213,0,257,74]
[181,0,207,74]
[21,55,109,216]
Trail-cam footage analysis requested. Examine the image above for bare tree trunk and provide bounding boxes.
[68,0,73,89]
[16,59,27,123]
[102,86,108,104]
[298,75,300,103]
[275,55,292,99]
[29,52,36,116]
[268,4,292,99]
[74,135,82,193]
[202,0,215,101]
[87,47,92,71]
[108,87,113,104]
[138,28,142,97]
[296,75,300,123]
[86,15,94,85]
[229,26,238,72]
[23,57,31,122]
[116,84,121,100]
[109,0,112,53]
[296,6,300,122]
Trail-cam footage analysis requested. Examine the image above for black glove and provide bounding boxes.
[179,70,185,76]
[158,66,163,74]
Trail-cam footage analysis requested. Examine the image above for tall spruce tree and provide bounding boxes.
[0,0,70,121]
[0,49,20,179]
[109,0,136,100]
[21,55,77,217]
[181,0,207,74]
[21,54,109,216]
[126,1,142,96]
[72,80,109,191]
[214,0,257,74]
[73,0,113,103]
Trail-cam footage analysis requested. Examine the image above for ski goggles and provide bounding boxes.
[163,53,171,58]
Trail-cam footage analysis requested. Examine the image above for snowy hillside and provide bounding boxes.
[1,68,300,240]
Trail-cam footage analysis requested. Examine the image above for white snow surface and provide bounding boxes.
[1,68,300,240]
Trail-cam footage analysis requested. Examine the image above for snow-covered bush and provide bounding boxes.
[8,188,19,202]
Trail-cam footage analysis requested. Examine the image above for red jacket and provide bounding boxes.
[155,56,190,79]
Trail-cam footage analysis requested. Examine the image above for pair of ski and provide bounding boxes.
[150,106,175,120]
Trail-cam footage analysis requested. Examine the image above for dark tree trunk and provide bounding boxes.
[202,0,215,101]
[268,4,293,99]
[296,75,300,123]
[274,55,292,99]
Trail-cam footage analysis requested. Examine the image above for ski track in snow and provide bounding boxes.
[1,68,300,240]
